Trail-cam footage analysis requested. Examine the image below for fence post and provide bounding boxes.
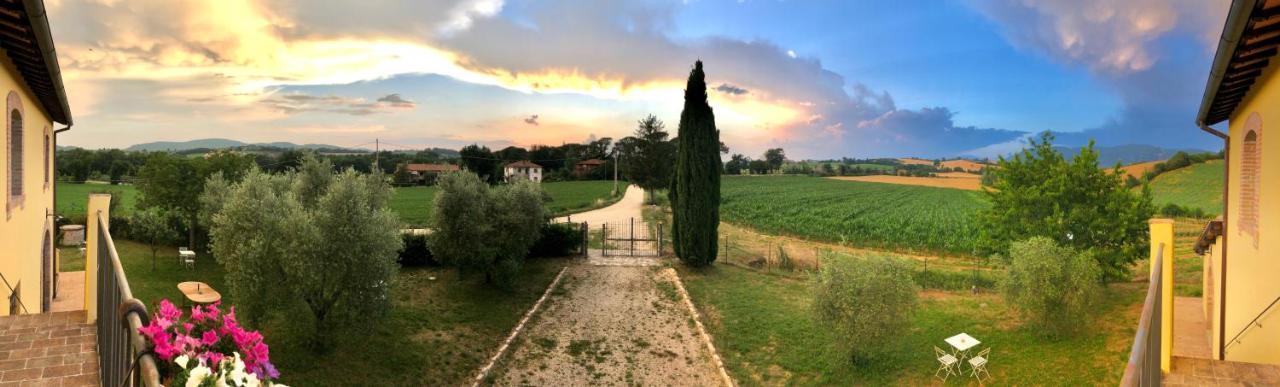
[1149,218,1174,374]
[84,194,111,323]
[602,223,608,257]
[630,217,636,256]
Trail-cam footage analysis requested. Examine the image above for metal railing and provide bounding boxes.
[94,213,161,387]
[1224,294,1280,354]
[1120,244,1163,387]
[0,270,28,315]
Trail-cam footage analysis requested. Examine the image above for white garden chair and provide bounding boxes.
[968,347,991,382]
[934,346,958,381]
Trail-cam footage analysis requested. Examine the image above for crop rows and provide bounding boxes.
[720,176,989,256]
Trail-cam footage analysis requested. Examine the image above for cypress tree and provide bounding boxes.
[671,61,722,266]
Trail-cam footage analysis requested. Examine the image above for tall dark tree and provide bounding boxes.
[620,115,675,192]
[670,61,722,267]
[764,148,786,173]
[459,144,500,184]
[495,146,529,161]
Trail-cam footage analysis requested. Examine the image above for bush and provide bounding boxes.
[812,256,919,361]
[1159,203,1208,219]
[429,172,545,289]
[397,233,437,266]
[529,223,585,258]
[1000,237,1102,337]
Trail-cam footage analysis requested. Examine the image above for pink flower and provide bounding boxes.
[201,331,219,347]
[182,323,194,332]
[158,299,182,322]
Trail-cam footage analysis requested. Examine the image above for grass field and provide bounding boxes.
[55,181,140,219]
[721,176,988,256]
[391,180,624,226]
[58,180,622,227]
[1109,160,1163,179]
[679,263,1142,385]
[829,173,981,191]
[1146,160,1224,215]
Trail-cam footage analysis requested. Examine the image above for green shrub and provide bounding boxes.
[397,233,436,266]
[913,268,998,291]
[1159,203,1208,219]
[812,256,919,361]
[1000,237,1102,337]
[429,172,545,289]
[529,223,585,258]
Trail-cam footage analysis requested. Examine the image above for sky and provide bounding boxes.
[48,0,1232,159]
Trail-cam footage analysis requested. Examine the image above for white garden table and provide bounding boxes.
[944,333,980,362]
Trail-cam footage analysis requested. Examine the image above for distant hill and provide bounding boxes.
[123,139,460,158]
[1054,144,1212,166]
[126,138,362,152]
[1146,159,1225,215]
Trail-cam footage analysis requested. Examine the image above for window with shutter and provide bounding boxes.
[6,91,22,216]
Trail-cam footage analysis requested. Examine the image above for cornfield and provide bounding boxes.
[721,176,989,256]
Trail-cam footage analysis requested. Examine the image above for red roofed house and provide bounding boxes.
[504,160,542,183]
[404,163,459,184]
[574,158,606,177]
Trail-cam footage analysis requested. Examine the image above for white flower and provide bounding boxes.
[186,365,213,387]
[174,355,190,369]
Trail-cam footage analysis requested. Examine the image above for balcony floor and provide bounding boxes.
[1164,356,1280,386]
[0,311,99,386]
[1172,296,1212,359]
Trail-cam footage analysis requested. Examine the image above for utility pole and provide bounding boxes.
[374,138,379,173]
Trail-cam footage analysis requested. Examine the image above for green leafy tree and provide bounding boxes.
[209,164,401,351]
[670,61,722,266]
[460,144,500,184]
[429,171,546,288]
[393,164,416,186]
[977,132,1153,281]
[130,208,178,270]
[724,154,749,175]
[136,153,202,248]
[620,115,676,192]
[1000,237,1102,337]
[764,148,786,173]
[813,256,919,361]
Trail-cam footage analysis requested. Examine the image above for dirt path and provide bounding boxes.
[555,184,647,225]
[488,265,724,386]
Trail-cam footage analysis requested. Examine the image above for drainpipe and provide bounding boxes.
[1200,122,1228,360]
[51,124,70,222]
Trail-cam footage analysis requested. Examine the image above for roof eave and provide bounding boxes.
[21,0,71,126]
[1198,0,1259,127]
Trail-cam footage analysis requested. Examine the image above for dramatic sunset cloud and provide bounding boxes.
[48,0,1232,158]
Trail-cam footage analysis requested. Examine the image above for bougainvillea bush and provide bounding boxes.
[138,299,285,386]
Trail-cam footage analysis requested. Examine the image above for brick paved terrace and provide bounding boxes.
[0,311,99,386]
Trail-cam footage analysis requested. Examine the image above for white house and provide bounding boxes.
[504,160,542,183]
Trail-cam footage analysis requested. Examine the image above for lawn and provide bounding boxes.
[92,232,568,386]
[678,263,1143,385]
[56,181,140,219]
[721,175,988,256]
[1146,160,1224,215]
[390,180,625,227]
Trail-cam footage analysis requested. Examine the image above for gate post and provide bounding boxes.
[630,217,636,256]
[602,223,608,256]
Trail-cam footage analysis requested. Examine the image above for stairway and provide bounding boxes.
[0,311,99,386]
[1164,356,1280,386]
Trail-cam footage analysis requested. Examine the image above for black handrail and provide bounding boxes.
[1224,293,1280,353]
[0,270,29,315]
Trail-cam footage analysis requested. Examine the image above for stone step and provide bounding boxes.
[1164,356,1280,386]
[0,311,99,386]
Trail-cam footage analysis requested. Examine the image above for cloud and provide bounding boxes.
[968,0,1229,151]
[376,93,417,108]
[714,83,748,95]
[523,114,540,125]
[256,92,416,116]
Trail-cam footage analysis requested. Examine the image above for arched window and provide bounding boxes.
[6,91,22,215]
[1240,112,1262,246]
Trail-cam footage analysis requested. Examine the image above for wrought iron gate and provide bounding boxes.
[600,217,662,256]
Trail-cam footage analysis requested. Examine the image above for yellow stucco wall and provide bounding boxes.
[1221,54,1280,364]
[0,45,56,316]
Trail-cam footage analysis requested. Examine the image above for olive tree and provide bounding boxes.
[812,256,919,361]
[1000,237,1102,337]
[429,171,545,288]
[209,156,401,351]
[130,208,178,270]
